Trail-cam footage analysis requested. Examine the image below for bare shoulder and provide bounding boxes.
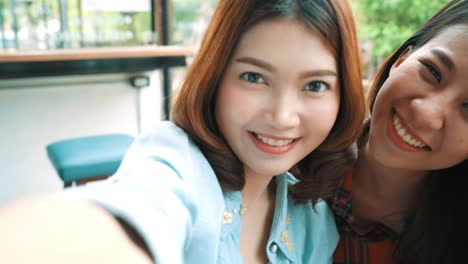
[0,194,152,264]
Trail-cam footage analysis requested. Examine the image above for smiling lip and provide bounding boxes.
[387,110,430,152]
[249,132,297,154]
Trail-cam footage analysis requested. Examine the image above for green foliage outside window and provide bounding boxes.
[352,0,448,61]
[171,0,218,45]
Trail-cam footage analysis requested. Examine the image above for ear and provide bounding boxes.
[390,45,413,72]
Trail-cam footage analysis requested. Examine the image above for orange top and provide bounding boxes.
[333,235,395,264]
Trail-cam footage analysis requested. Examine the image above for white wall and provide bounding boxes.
[0,72,166,206]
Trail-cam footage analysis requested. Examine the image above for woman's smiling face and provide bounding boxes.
[215,18,340,179]
[369,25,468,171]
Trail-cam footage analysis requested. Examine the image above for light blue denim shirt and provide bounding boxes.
[66,121,338,263]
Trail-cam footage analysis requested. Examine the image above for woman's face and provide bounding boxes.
[215,18,340,179]
[369,25,468,171]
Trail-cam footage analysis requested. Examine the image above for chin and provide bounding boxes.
[368,143,396,167]
[372,152,423,171]
[251,166,291,178]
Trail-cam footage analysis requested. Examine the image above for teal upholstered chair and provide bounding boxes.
[46,134,135,187]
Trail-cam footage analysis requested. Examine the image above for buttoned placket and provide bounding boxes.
[266,175,296,263]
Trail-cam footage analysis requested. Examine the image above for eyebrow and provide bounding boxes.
[431,49,455,72]
[299,70,337,79]
[235,57,275,72]
[235,56,337,77]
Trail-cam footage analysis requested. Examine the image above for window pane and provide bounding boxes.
[0,0,154,50]
[171,0,218,45]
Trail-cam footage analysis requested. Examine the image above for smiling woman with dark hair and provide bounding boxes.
[332,1,468,263]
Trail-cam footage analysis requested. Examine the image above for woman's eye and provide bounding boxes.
[304,81,329,92]
[463,102,468,111]
[240,72,266,84]
[461,102,468,120]
[421,62,442,83]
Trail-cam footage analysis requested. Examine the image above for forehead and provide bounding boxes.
[232,18,336,69]
[423,25,468,55]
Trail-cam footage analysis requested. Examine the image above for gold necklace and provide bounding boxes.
[240,203,247,216]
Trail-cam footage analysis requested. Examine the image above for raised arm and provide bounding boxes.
[0,122,223,263]
[0,194,152,263]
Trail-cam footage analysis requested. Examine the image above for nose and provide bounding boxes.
[265,92,300,129]
[409,96,445,130]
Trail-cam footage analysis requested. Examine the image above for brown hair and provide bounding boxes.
[172,0,365,203]
[364,1,468,263]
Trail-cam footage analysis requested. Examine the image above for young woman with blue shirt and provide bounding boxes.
[0,0,365,263]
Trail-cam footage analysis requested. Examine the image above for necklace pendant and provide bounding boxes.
[240,203,247,216]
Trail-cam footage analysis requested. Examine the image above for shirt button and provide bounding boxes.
[270,244,278,253]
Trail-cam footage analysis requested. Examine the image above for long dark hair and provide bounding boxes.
[172,0,365,203]
[365,1,468,263]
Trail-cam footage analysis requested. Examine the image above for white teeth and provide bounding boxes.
[255,134,293,147]
[392,115,426,148]
[398,127,406,137]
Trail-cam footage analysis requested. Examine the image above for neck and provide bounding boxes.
[353,143,429,228]
[358,143,429,198]
[241,166,275,208]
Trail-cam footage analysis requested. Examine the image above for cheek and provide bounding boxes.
[303,98,340,133]
[372,72,406,105]
[371,85,390,114]
[216,80,258,125]
[456,138,468,160]
[435,132,468,168]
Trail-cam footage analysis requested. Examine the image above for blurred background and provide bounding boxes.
[0,0,448,76]
[351,0,448,80]
[0,0,449,206]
